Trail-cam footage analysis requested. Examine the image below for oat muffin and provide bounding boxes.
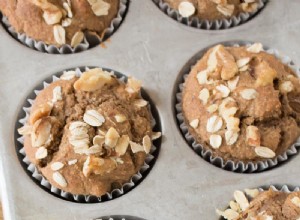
[217,188,300,220]
[0,0,119,46]
[18,68,161,196]
[163,0,259,20]
[182,43,300,163]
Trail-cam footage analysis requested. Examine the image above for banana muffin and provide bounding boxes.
[0,0,119,47]
[182,43,300,163]
[18,68,161,196]
[163,0,259,20]
[217,188,300,220]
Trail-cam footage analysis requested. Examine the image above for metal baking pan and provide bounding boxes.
[0,0,300,219]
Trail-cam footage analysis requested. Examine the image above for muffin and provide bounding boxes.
[17,68,161,196]
[0,0,120,47]
[217,188,300,220]
[162,0,259,20]
[182,43,300,163]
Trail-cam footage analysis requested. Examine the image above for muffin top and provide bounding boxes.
[182,43,300,162]
[18,68,161,196]
[163,0,259,20]
[217,189,300,220]
[0,0,119,46]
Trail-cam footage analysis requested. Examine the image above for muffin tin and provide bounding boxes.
[0,0,300,219]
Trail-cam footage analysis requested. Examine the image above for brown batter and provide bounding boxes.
[182,44,300,162]
[18,68,156,196]
[0,0,119,46]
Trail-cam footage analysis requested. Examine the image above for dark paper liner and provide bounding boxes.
[1,0,127,54]
[94,216,146,220]
[14,67,162,203]
[152,0,266,30]
[174,41,300,173]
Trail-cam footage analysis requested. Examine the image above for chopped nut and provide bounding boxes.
[189,119,199,129]
[74,68,113,92]
[114,114,127,123]
[244,188,259,198]
[31,118,52,148]
[178,1,195,17]
[53,171,67,187]
[63,2,73,18]
[51,162,64,171]
[217,45,239,80]
[280,81,294,93]
[125,77,142,94]
[71,31,84,47]
[217,4,235,17]
[134,99,148,108]
[105,127,120,148]
[227,76,239,91]
[255,60,278,86]
[247,43,263,53]
[207,45,221,72]
[90,0,111,16]
[130,141,144,153]
[225,130,239,145]
[53,25,65,45]
[246,125,260,147]
[115,135,130,156]
[52,86,62,103]
[216,209,239,220]
[216,84,230,97]
[61,18,72,27]
[60,70,76,80]
[30,103,53,125]
[43,10,62,25]
[240,88,257,100]
[18,125,32,135]
[143,135,152,154]
[207,115,223,133]
[82,156,105,177]
[237,57,251,69]
[198,88,210,104]
[83,110,105,127]
[207,104,218,113]
[210,134,222,149]
[241,2,258,12]
[234,190,249,211]
[151,132,162,140]
[291,196,300,208]
[68,159,78,165]
[254,146,276,158]
[35,146,48,159]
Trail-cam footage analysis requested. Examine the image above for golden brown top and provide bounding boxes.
[0,0,120,46]
[182,43,300,162]
[18,68,161,196]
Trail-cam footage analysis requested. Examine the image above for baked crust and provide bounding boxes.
[182,44,300,162]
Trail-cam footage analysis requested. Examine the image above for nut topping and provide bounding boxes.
[130,141,144,153]
[199,88,210,104]
[216,84,230,98]
[114,114,127,123]
[190,119,199,129]
[105,127,120,148]
[280,81,294,93]
[30,103,53,125]
[31,118,52,148]
[227,76,239,91]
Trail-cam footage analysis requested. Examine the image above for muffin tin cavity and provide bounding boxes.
[152,0,267,30]
[94,215,146,220]
[0,0,128,54]
[14,67,162,203]
[173,41,300,173]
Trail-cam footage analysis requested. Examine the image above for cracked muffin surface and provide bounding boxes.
[163,0,259,20]
[182,43,300,162]
[18,68,161,196]
[0,0,119,46]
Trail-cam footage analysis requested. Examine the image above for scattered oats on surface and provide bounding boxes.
[71,31,84,47]
[254,146,276,159]
[83,110,105,127]
[240,88,257,100]
[130,141,144,153]
[35,146,48,159]
[68,159,78,165]
[190,119,199,129]
[225,130,239,145]
[114,114,127,123]
[210,134,222,149]
[53,171,67,187]
[143,135,152,154]
[199,88,210,104]
[234,190,249,211]
[207,115,223,133]
[53,25,66,45]
[51,162,64,171]
[280,81,294,93]
[151,132,162,140]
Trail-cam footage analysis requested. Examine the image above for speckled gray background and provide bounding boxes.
[0,0,300,219]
